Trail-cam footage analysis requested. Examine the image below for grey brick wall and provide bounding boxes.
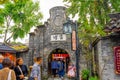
[28,6,82,77]
[93,35,120,80]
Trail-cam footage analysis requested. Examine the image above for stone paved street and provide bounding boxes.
[48,77,71,80]
[47,75,76,80]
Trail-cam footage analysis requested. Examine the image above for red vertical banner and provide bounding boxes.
[114,46,120,74]
[72,31,76,50]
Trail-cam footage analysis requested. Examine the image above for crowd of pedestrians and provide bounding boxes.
[0,54,76,80]
[51,58,76,79]
[0,54,42,80]
[51,58,65,79]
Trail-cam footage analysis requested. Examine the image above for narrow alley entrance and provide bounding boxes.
[48,48,70,75]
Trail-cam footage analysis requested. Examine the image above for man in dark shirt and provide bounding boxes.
[51,59,59,77]
[0,55,4,69]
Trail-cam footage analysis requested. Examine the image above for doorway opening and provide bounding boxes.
[48,48,70,75]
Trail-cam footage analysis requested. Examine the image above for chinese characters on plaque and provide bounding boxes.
[51,34,66,41]
[114,46,120,74]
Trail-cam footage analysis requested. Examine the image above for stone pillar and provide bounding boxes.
[29,32,35,66]
[37,25,48,77]
[37,25,45,57]
[34,29,40,57]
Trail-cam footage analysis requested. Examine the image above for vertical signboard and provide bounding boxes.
[72,31,76,50]
[114,46,120,74]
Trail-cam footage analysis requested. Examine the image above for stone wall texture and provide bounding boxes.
[28,6,81,77]
[93,35,120,80]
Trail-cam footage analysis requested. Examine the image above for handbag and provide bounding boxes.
[7,70,12,80]
[18,66,28,80]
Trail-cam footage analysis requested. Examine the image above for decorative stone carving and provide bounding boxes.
[49,6,67,33]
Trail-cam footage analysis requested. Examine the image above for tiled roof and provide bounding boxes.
[104,13,120,33]
[0,43,16,53]
[11,44,29,52]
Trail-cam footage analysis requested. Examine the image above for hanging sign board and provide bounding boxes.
[72,31,76,50]
[114,46,120,74]
[52,54,69,59]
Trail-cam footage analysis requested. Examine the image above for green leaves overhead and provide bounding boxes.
[12,27,25,40]
[0,0,43,43]
[64,0,120,54]
[0,0,8,4]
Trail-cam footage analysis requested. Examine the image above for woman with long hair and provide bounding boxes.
[14,58,28,80]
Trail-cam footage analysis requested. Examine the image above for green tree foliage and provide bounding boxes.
[89,76,98,80]
[64,0,120,53]
[81,69,90,80]
[0,0,8,4]
[0,0,43,43]
[0,0,18,4]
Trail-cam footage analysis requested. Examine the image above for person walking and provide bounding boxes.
[0,55,4,69]
[29,56,42,80]
[67,62,76,79]
[29,57,37,73]
[0,58,16,80]
[14,58,28,80]
[58,59,65,79]
[51,59,59,77]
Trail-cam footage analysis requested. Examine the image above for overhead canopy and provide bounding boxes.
[0,43,16,53]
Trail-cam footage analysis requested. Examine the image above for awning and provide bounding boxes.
[0,43,16,53]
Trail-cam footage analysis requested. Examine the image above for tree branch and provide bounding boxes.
[4,16,12,43]
[5,32,15,43]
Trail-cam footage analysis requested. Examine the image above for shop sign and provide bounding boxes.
[114,46,120,74]
[51,34,66,41]
[52,54,69,59]
[72,31,76,50]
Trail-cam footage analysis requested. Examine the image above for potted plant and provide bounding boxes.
[89,76,98,80]
[81,69,90,80]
